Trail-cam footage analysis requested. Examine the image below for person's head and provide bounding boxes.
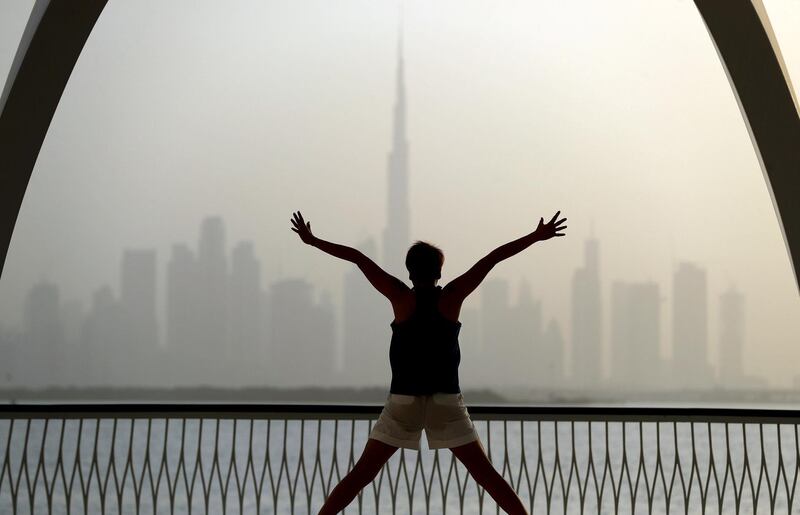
[405,241,444,287]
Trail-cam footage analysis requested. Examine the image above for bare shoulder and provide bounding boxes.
[438,283,463,322]
[440,282,464,303]
[390,276,412,293]
[391,284,415,321]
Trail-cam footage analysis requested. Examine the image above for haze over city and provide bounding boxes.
[1,0,798,395]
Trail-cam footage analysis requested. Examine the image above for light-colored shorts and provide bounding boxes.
[368,392,481,450]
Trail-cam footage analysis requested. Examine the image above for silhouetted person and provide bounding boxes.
[290,210,567,515]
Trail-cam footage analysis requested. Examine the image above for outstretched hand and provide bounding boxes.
[535,211,567,241]
[290,211,316,245]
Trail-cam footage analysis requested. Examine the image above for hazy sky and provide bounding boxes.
[1,0,799,385]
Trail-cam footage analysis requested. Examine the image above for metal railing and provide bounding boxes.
[2,404,800,513]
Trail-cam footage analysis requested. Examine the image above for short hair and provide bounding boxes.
[405,241,444,282]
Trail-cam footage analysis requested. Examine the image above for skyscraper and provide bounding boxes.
[610,280,661,390]
[166,242,198,385]
[83,285,121,387]
[512,279,541,390]
[570,238,602,388]
[195,216,228,383]
[268,278,335,388]
[229,240,262,385]
[672,261,712,388]
[342,237,391,387]
[382,15,410,278]
[60,299,85,348]
[22,280,63,387]
[60,299,85,385]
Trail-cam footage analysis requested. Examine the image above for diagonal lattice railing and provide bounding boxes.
[1,404,799,513]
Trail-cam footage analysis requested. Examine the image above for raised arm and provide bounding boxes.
[443,211,567,307]
[290,211,409,302]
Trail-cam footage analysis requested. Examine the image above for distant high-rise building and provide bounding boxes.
[23,282,63,352]
[342,238,391,387]
[83,285,121,386]
[610,281,661,390]
[477,278,553,393]
[512,279,542,390]
[229,241,262,385]
[672,262,712,388]
[268,278,336,388]
[59,299,85,386]
[22,280,63,387]
[60,300,85,347]
[166,243,199,386]
[571,238,602,388]
[719,286,745,386]
[195,216,229,383]
[382,17,410,278]
[119,249,158,385]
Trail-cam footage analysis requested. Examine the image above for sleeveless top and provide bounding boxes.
[388,285,462,395]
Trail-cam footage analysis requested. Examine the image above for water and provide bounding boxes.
[1,417,799,513]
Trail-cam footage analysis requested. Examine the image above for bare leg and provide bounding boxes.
[451,440,528,515]
[318,438,398,515]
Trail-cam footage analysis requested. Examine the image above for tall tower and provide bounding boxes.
[382,10,411,279]
[23,280,63,386]
[166,243,197,386]
[229,241,262,385]
[610,280,661,390]
[672,261,712,388]
[570,238,603,389]
[268,279,335,388]
[196,216,228,383]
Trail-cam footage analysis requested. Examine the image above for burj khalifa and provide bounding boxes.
[382,12,411,280]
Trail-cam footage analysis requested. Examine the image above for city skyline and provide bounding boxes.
[0,212,764,394]
[0,1,797,389]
